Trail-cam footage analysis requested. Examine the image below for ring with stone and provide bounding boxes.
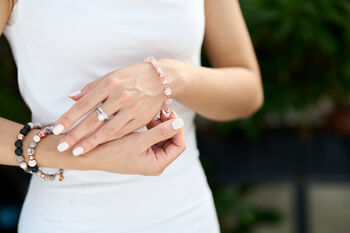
[95,106,109,122]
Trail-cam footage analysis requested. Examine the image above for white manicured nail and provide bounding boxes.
[72,146,84,157]
[69,90,81,98]
[53,124,64,135]
[57,141,69,152]
[171,118,184,130]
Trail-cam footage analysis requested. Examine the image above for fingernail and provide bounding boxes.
[171,118,184,130]
[72,146,84,157]
[53,124,64,135]
[69,90,81,98]
[57,141,69,152]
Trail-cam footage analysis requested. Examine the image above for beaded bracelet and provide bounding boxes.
[28,126,64,181]
[14,122,64,181]
[15,122,41,173]
[144,56,173,115]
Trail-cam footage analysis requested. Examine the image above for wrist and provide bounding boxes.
[158,58,190,101]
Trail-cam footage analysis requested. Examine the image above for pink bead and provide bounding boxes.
[38,130,46,137]
[164,87,172,96]
[17,134,24,140]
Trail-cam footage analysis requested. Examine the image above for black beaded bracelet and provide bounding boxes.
[15,122,41,173]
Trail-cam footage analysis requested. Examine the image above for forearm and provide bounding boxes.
[0,117,93,170]
[162,59,263,121]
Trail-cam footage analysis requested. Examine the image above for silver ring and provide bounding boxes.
[96,106,109,122]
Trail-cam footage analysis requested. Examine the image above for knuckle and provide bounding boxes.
[105,77,119,87]
[86,116,98,128]
[102,125,116,137]
[66,131,80,143]
[120,90,134,101]
[59,115,72,126]
[81,139,94,151]
[114,130,125,139]
[75,100,88,111]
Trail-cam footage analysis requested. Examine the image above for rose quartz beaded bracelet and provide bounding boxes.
[14,122,64,181]
[144,56,172,115]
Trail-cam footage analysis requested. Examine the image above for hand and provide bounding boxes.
[53,60,174,156]
[84,112,186,176]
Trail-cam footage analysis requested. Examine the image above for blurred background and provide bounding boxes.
[1,0,350,232]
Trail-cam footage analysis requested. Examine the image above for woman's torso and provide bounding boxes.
[4,0,220,232]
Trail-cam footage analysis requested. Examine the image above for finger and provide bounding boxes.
[140,116,184,149]
[146,119,162,130]
[70,109,131,156]
[52,83,109,136]
[56,95,126,152]
[145,119,166,147]
[151,123,185,165]
[160,111,169,122]
[69,77,107,101]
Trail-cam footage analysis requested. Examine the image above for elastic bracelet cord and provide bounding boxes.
[14,122,64,181]
[144,56,173,115]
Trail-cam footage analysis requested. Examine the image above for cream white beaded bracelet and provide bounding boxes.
[14,122,64,181]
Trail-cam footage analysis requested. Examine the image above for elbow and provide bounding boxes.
[223,81,264,121]
[212,89,264,122]
[241,86,264,119]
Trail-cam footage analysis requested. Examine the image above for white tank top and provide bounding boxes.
[4,1,220,232]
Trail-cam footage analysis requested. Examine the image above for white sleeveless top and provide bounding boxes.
[4,1,220,232]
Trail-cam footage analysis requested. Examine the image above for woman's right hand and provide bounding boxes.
[82,111,186,176]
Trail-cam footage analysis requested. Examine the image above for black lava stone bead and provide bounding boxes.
[15,139,23,147]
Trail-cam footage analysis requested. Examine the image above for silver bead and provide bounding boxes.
[19,161,27,169]
[28,122,34,129]
[28,140,36,148]
[44,127,52,134]
[36,170,42,177]
[33,135,40,142]
[34,122,42,129]
[16,155,24,162]
[27,147,35,155]
[28,159,37,167]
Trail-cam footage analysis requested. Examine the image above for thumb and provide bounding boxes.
[68,77,106,101]
[140,117,184,149]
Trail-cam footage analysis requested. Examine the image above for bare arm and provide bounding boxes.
[0,1,186,175]
[0,0,91,168]
[46,0,263,156]
[165,0,263,121]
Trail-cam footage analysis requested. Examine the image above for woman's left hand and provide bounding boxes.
[53,60,175,156]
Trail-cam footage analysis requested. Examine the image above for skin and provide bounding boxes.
[0,0,263,174]
[54,0,263,156]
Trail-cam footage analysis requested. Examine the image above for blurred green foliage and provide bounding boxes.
[229,0,350,136]
[0,38,30,124]
[242,0,350,108]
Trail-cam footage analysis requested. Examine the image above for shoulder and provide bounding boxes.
[0,0,16,34]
